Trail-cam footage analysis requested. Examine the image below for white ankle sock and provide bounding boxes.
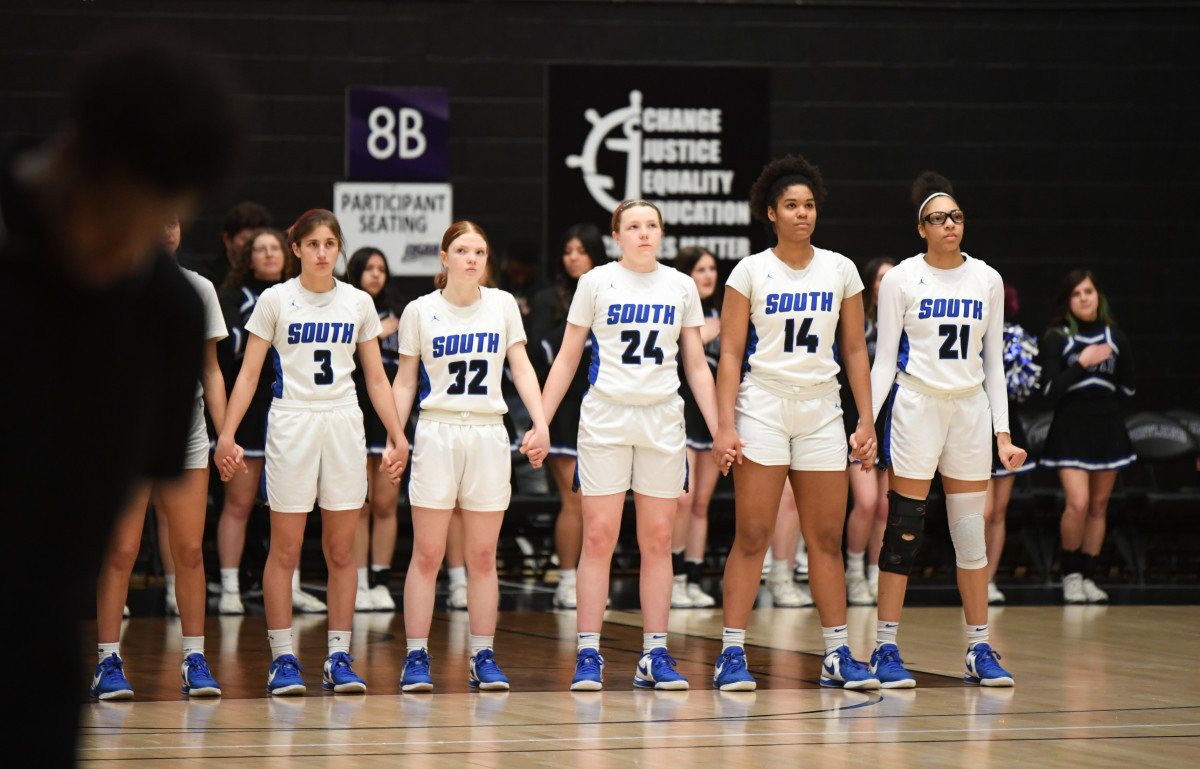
[220,568,239,593]
[328,630,351,656]
[469,635,493,656]
[877,620,899,647]
[182,636,204,657]
[406,638,428,654]
[770,559,792,582]
[448,566,467,587]
[291,571,302,592]
[846,550,865,576]
[821,625,848,654]
[357,567,370,591]
[966,622,989,649]
[98,642,120,662]
[268,627,294,659]
[721,627,746,651]
[643,632,667,654]
[866,564,880,582]
[577,632,600,652]
[559,568,576,584]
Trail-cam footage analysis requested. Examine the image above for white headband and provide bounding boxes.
[918,191,952,222]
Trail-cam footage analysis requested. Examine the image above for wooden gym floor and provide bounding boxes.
[80,584,1200,767]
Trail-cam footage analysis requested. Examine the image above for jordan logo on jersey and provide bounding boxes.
[606,303,677,325]
[765,291,833,314]
[917,298,983,320]
[286,322,356,344]
[432,332,500,358]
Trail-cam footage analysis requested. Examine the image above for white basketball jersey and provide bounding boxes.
[246,278,381,402]
[179,266,229,398]
[870,253,1008,431]
[567,261,703,405]
[726,247,863,390]
[397,287,526,414]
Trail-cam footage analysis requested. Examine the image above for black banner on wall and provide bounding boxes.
[547,65,770,264]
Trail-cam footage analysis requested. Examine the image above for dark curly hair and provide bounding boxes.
[748,154,827,225]
[911,171,957,221]
[221,227,296,291]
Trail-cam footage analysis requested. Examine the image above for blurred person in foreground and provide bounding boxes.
[0,33,245,764]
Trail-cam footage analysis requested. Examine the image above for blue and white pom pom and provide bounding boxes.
[1003,323,1041,402]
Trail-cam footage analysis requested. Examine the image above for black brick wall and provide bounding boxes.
[3,0,1197,407]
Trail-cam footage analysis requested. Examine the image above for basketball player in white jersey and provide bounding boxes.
[710,155,879,691]
[541,199,732,691]
[92,219,230,700]
[390,220,549,692]
[867,172,1025,688]
[215,209,406,696]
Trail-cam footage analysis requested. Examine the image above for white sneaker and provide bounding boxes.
[292,587,328,613]
[987,580,1006,605]
[369,584,395,611]
[447,582,468,610]
[165,587,179,616]
[686,583,716,608]
[867,573,879,602]
[671,575,694,608]
[123,604,130,618]
[768,578,813,607]
[1081,578,1109,603]
[218,590,245,615]
[846,573,874,606]
[760,546,772,581]
[355,585,375,612]
[553,580,577,609]
[1062,573,1086,604]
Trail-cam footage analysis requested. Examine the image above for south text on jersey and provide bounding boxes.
[917,298,983,320]
[606,303,677,326]
[432,332,500,358]
[765,291,834,314]
[286,322,356,345]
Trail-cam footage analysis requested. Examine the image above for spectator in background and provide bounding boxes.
[1039,270,1136,604]
[180,200,271,287]
[2,32,245,762]
[529,223,608,609]
[498,235,549,324]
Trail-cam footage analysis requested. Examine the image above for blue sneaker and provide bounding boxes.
[323,651,366,693]
[181,653,222,697]
[964,643,1014,687]
[713,646,756,691]
[91,653,134,701]
[469,649,511,691]
[633,648,689,690]
[869,643,916,689]
[570,648,605,691]
[820,645,880,690]
[401,649,434,692]
[267,653,306,696]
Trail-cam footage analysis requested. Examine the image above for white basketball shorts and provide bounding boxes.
[408,413,512,512]
[576,393,687,499]
[883,384,992,481]
[264,396,367,513]
[735,380,847,471]
[183,397,211,471]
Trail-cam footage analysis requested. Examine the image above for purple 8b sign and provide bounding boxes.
[346,88,449,180]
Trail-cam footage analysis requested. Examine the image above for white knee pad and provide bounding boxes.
[945,491,988,569]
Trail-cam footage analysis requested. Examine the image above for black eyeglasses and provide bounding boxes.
[922,209,965,226]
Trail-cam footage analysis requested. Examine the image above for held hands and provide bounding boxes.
[996,433,1027,472]
[381,434,410,485]
[849,421,878,472]
[520,422,550,468]
[214,435,246,482]
[1077,343,1113,369]
[711,426,743,476]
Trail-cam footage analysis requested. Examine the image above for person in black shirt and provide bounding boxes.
[1,34,244,764]
[1038,270,1136,604]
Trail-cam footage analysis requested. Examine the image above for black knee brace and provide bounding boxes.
[879,491,926,576]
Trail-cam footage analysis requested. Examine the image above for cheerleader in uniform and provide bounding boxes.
[1038,270,1135,604]
[843,256,898,606]
[347,246,404,612]
[984,284,1041,605]
[528,223,608,610]
[867,172,1025,689]
[216,209,407,696]
[670,246,722,609]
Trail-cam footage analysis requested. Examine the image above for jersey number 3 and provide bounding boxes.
[314,350,333,385]
[448,359,488,395]
[938,324,971,360]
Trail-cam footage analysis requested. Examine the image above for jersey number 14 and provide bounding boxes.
[783,317,819,353]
